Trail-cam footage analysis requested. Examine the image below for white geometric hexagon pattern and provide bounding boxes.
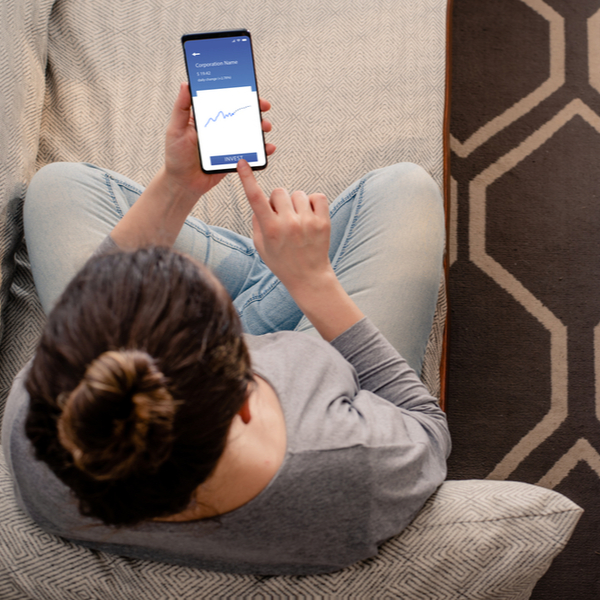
[449,0,600,595]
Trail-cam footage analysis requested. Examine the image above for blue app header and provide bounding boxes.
[184,35,257,94]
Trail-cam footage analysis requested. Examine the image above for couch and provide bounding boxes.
[0,0,582,598]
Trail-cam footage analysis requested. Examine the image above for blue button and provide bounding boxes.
[210,152,258,165]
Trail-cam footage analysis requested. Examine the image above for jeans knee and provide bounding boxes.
[25,163,60,227]
[28,162,87,189]
[25,163,102,251]
[27,162,80,209]
[25,162,104,222]
[384,162,441,199]
[367,162,444,220]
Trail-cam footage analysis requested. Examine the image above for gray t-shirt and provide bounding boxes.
[2,318,450,576]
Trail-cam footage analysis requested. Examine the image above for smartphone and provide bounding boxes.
[181,29,267,174]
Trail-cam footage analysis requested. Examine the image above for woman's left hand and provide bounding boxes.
[110,86,274,250]
[164,83,276,198]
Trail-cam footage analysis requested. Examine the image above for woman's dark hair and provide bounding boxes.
[25,247,253,527]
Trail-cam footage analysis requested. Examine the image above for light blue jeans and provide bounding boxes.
[24,162,444,375]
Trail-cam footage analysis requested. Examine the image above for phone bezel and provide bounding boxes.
[181,29,267,174]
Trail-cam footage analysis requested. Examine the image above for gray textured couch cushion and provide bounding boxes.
[0,445,582,600]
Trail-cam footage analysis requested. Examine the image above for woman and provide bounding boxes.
[2,84,450,575]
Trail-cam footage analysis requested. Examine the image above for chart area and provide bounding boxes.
[193,86,265,170]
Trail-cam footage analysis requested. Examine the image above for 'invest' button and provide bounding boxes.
[210,153,258,165]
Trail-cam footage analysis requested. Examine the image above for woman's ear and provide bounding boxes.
[238,398,251,424]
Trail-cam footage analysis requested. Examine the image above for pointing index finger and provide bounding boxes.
[236,160,272,221]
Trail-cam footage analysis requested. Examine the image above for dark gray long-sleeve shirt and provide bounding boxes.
[2,317,450,575]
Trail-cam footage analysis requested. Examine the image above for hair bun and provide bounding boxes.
[57,350,177,481]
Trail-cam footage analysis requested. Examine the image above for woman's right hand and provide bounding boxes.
[236,159,332,291]
[237,160,364,341]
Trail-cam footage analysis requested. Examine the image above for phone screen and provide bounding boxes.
[182,30,267,173]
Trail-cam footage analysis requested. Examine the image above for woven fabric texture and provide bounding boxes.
[0,446,582,600]
[0,1,54,404]
[0,0,448,411]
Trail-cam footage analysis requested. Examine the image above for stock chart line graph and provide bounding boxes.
[204,105,251,128]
